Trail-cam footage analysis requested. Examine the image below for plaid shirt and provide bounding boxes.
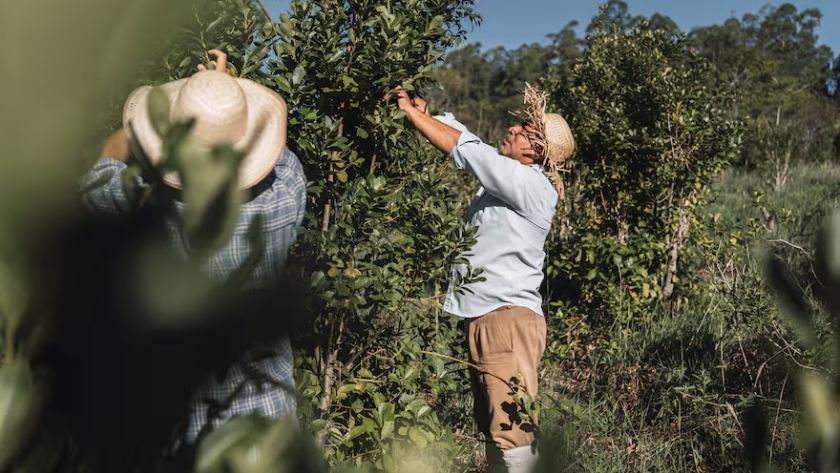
[79,149,306,443]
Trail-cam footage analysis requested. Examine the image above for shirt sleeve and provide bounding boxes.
[78,158,146,216]
[270,149,308,229]
[433,113,550,215]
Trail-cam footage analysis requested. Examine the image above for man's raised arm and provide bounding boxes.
[392,89,462,155]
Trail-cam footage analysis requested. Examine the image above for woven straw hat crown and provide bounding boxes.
[124,70,288,189]
[171,71,249,149]
[543,113,575,164]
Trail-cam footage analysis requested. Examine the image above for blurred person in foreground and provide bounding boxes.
[390,85,574,473]
[79,50,306,444]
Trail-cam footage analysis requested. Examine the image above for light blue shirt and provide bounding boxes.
[436,113,558,318]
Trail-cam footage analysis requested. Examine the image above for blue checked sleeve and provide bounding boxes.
[275,149,307,230]
[78,158,147,216]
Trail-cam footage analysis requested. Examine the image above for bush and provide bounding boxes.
[545,16,741,364]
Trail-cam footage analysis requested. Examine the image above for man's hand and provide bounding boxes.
[197,49,229,74]
[387,87,413,111]
[384,86,459,154]
[102,129,130,162]
[387,87,431,124]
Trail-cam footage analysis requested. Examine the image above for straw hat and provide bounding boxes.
[123,70,288,189]
[522,82,575,197]
[543,113,575,164]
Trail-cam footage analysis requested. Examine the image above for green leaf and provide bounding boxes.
[0,263,28,327]
[0,361,42,472]
[310,271,326,290]
[292,65,306,85]
[281,42,295,57]
[195,416,269,473]
[407,427,428,449]
[373,392,386,408]
[346,424,367,441]
[7,425,65,473]
[205,16,225,34]
[178,142,245,259]
[279,14,294,37]
[147,86,171,137]
[381,420,394,440]
[799,374,839,446]
[308,419,327,432]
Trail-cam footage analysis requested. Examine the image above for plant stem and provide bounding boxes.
[255,0,280,35]
[316,316,344,447]
[321,168,334,232]
[418,350,514,387]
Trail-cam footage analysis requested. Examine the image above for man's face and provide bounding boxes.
[499,121,543,165]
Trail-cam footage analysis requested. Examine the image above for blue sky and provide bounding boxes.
[265,0,839,55]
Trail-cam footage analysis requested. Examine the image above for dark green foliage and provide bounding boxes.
[549,17,741,338]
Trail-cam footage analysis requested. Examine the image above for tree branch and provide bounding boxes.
[255,0,280,35]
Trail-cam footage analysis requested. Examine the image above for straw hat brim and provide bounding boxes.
[123,78,288,190]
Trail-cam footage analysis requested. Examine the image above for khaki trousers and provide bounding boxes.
[466,306,547,452]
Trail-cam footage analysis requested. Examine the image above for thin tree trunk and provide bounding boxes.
[315,317,344,447]
[662,208,691,298]
[322,169,334,232]
[321,118,345,232]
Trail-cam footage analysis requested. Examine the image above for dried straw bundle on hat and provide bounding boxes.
[522,82,575,197]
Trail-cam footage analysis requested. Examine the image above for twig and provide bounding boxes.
[419,350,515,388]
[451,432,483,443]
[255,0,280,35]
[767,238,810,257]
[769,372,788,465]
[737,334,751,379]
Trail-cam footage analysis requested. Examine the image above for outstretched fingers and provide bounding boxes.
[197,49,229,74]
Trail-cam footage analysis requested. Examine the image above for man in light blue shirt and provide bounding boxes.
[393,86,575,473]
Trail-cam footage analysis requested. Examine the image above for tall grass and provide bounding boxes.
[538,164,840,472]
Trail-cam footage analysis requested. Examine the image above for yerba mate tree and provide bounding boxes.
[547,15,741,340]
[268,2,484,470]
